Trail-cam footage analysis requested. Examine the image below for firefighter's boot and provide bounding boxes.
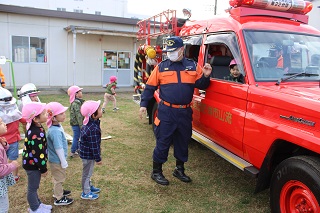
[151,161,169,185]
[173,161,192,183]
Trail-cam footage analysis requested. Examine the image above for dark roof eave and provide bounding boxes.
[0,4,140,25]
[64,25,138,37]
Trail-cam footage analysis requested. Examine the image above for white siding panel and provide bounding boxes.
[48,26,68,86]
[0,21,10,86]
[8,14,49,26]
[0,13,8,22]
[49,18,68,27]
[7,63,26,87]
[29,64,49,86]
[9,23,49,37]
[0,10,138,87]
[66,19,103,28]
[76,34,102,86]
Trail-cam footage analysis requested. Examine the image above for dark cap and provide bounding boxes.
[270,43,282,51]
[163,36,184,52]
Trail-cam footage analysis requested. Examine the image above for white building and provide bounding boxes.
[309,0,320,30]
[0,0,135,18]
[0,4,141,88]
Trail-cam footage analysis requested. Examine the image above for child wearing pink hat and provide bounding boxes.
[46,102,74,206]
[79,100,102,200]
[225,59,244,83]
[21,102,52,213]
[0,117,19,213]
[102,76,119,113]
[67,85,85,157]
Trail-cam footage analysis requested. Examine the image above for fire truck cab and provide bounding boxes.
[136,1,320,212]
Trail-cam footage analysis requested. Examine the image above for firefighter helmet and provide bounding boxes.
[0,87,15,105]
[0,87,22,124]
[144,45,156,59]
[18,83,40,98]
[146,48,156,59]
[18,83,40,105]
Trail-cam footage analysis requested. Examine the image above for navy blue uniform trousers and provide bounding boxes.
[153,103,192,163]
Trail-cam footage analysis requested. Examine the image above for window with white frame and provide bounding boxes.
[104,51,117,69]
[12,36,47,63]
[118,52,131,69]
[103,51,131,69]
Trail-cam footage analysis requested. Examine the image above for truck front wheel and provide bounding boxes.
[270,156,320,213]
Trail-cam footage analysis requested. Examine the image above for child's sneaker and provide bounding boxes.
[70,151,79,158]
[90,185,101,194]
[113,107,119,112]
[81,191,99,200]
[53,189,71,198]
[28,206,51,213]
[54,196,74,206]
[102,108,105,113]
[40,203,52,210]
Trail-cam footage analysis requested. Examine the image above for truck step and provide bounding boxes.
[192,130,259,178]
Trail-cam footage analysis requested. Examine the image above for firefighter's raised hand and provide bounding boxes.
[139,107,147,120]
[202,63,212,78]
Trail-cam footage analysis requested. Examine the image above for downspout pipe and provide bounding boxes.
[71,26,77,85]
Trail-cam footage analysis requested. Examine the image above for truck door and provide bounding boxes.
[192,33,249,158]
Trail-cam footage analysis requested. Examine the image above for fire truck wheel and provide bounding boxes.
[151,102,158,131]
[270,156,320,213]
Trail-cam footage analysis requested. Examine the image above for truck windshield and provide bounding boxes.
[244,30,320,82]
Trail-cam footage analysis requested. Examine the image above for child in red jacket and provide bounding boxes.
[0,87,25,181]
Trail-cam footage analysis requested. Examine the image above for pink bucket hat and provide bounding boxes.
[67,85,83,103]
[80,100,101,125]
[229,59,237,67]
[46,102,68,128]
[110,76,117,83]
[22,102,46,130]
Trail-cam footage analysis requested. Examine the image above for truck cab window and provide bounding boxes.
[185,45,200,62]
[205,33,245,83]
[244,30,320,82]
[206,43,244,83]
[183,36,202,62]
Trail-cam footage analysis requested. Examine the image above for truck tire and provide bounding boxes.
[270,156,320,213]
[151,102,158,131]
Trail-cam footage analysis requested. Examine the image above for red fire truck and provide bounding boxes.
[135,0,320,212]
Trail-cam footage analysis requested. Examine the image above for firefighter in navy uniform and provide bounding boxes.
[139,36,212,185]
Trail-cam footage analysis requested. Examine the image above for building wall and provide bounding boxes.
[0,0,128,17]
[0,12,136,87]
